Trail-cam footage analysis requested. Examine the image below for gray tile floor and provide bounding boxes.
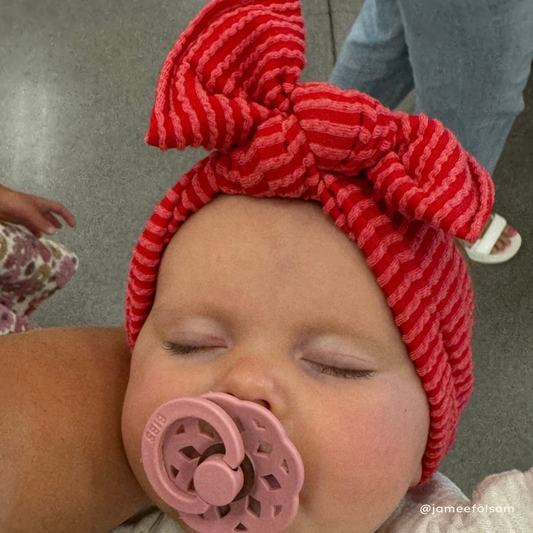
[1,0,531,498]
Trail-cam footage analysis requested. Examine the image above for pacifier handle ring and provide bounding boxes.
[141,397,245,514]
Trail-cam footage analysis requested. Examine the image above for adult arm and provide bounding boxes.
[0,326,153,533]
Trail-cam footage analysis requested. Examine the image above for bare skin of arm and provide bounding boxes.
[0,326,154,533]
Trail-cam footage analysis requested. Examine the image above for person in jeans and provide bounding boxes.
[329,0,533,264]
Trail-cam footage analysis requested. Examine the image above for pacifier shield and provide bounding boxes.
[141,392,304,533]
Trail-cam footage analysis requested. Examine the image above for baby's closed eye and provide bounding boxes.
[161,342,376,380]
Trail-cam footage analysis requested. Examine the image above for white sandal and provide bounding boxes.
[464,213,522,264]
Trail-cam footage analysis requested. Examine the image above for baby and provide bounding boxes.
[122,192,432,533]
[114,0,533,532]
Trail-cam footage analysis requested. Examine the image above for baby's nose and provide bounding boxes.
[141,392,304,533]
[225,391,271,411]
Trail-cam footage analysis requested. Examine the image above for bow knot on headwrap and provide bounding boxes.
[145,0,493,242]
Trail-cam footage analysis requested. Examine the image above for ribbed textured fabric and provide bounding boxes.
[125,0,495,485]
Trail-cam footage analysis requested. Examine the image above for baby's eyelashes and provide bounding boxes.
[162,342,376,380]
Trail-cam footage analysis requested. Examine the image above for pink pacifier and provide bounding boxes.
[141,392,305,533]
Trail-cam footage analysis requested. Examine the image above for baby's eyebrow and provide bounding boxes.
[297,331,387,357]
[151,306,232,334]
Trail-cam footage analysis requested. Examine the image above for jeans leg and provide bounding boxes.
[328,0,414,110]
[397,0,533,174]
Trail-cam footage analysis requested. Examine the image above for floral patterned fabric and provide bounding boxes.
[0,221,78,335]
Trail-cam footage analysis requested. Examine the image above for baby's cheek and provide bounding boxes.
[121,369,177,504]
[121,361,212,519]
[314,378,428,530]
[350,388,425,486]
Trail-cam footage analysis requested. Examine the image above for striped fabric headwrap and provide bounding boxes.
[125,0,495,485]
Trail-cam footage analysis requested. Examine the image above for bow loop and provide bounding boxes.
[146,0,306,152]
[292,83,495,242]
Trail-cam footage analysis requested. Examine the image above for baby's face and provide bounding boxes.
[122,194,430,533]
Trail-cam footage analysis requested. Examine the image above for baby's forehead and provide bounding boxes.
[157,194,380,308]
[178,194,330,240]
[164,194,359,264]
[160,193,380,286]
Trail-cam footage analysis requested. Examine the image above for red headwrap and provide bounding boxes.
[125,0,494,484]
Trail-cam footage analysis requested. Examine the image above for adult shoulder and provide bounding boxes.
[0,326,152,533]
